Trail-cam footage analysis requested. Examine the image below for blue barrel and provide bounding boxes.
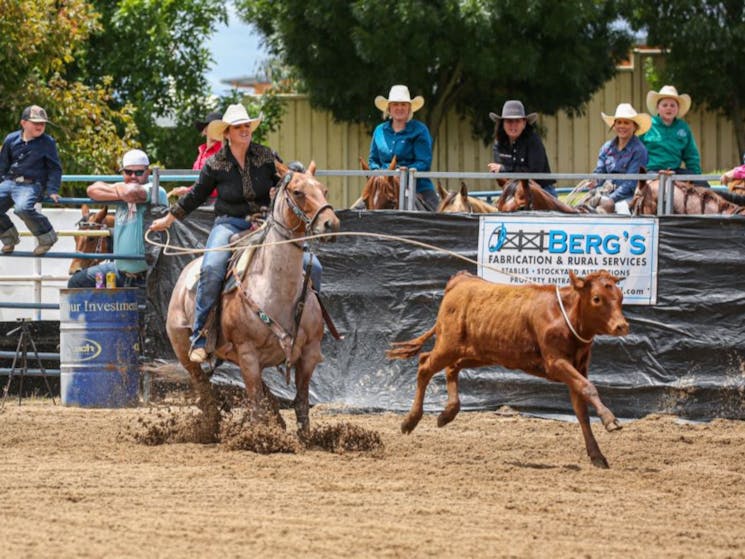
[59,288,141,407]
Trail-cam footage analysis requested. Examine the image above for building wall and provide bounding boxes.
[265,50,739,208]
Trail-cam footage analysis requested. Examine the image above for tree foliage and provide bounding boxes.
[0,0,138,195]
[235,0,632,145]
[621,0,745,158]
[68,0,229,168]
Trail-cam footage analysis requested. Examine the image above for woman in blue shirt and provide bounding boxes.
[368,85,438,211]
[593,103,650,211]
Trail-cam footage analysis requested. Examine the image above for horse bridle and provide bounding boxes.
[502,181,533,212]
[75,218,111,255]
[270,171,334,238]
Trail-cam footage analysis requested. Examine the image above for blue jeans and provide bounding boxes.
[191,216,253,346]
[0,179,54,237]
[191,217,324,347]
[67,261,146,289]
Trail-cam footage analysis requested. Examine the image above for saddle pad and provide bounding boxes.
[185,265,200,292]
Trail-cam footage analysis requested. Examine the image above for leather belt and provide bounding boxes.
[11,176,37,185]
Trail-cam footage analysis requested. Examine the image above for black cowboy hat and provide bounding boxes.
[193,111,222,133]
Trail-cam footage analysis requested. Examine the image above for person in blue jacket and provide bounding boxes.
[368,85,438,211]
[0,105,62,255]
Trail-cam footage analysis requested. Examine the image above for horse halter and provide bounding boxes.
[271,171,334,238]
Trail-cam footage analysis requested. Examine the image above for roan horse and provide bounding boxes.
[436,181,498,213]
[630,176,745,215]
[496,179,580,213]
[166,161,340,439]
[68,204,115,275]
[387,269,629,468]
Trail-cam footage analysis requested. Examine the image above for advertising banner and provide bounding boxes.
[477,215,659,305]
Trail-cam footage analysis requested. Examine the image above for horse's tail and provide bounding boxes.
[386,325,436,360]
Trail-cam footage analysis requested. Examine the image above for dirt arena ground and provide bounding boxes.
[2,397,745,558]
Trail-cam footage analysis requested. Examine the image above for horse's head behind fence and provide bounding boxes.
[359,156,399,210]
[68,204,115,275]
[437,181,498,213]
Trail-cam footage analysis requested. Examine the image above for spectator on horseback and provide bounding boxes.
[368,85,439,211]
[593,103,651,212]
[0,105,62,255]
[68,149,167,288]
[641,85,708,187]
[487,100,557,197]
[167,111,223,204]
[149,104,322,364]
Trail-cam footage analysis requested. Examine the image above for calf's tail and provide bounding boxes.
[386,325,436,360]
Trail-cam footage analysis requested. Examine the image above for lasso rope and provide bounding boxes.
[145,228,532,282]
[144,226,591,339]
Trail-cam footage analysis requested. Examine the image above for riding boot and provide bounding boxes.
[33,229,58,256]
[0,226,20,254]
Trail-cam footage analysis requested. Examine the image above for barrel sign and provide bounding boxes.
[59,288,141,407]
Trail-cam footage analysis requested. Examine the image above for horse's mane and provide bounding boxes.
[499,180,578,213]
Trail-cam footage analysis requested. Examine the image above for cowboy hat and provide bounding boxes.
[601,103,652,135]
[206,104,262,141]
[489,100,538,125]
[193,111,222,133]
[374,85,425,119]
[646,85,692,118]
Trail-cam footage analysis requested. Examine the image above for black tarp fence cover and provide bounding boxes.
[145,209,745,420]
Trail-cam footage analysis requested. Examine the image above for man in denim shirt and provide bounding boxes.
[0,105,62,255]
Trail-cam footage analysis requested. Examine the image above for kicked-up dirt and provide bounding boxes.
[1,399,745,558]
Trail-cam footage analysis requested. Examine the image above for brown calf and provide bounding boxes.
[387,270,629,468]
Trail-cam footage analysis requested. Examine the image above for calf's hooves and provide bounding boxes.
[591,454,610,469]
[400,416,419,434]
[604,418,623,432]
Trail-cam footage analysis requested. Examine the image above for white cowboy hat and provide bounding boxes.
[601,103,652,135]
[646,85,692,118]
[489,100,538,125]
[374,85,425,119]
[206,104,262,141]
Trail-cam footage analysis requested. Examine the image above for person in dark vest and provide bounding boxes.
[487,100,556,197]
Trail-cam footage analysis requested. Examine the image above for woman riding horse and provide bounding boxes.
[149,104,321,364]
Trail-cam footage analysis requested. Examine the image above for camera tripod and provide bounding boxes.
[1,318,56,408]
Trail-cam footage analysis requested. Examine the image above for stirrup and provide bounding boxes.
[188,347,208,363]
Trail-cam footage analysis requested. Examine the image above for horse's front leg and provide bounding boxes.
[294,339,322,437]
[235,342,269,424]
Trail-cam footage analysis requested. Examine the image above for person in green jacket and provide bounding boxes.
[641,85,708,186]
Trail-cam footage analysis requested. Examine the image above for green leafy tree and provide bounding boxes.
[68,0,229,168]
[621,0,745,158]
[235,0,632,145]
[0,0,139,196]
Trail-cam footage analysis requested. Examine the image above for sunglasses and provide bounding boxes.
[230,123,253,131]
[121,169,146,177]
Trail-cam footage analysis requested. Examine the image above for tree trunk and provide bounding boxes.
[423,62,464,149]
